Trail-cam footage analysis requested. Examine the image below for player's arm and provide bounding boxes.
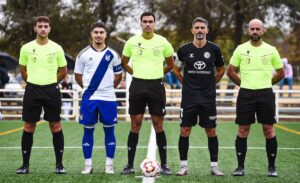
[227,64,241,86]
[114,73,122,88]
[272,68,285,85]
[57,66,67,83]
[173,65,183,84]
[75,73,83,88]
[121,55,133,75]
[163,56,174,75]
[19,65,28,82]
[215,66,225,83]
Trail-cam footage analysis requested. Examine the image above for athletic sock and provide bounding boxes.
[235,135,247,168]
[178,136,189,161]
[52,130,64,165]
[103,126,116,159]
[127,132,139,166]
[208,136,219,163]
[156,131,167,165]
[82,127,95,160]
[21,130,33,166]
[266,136,277,168]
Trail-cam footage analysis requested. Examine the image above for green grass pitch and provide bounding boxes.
[0,121,299,183]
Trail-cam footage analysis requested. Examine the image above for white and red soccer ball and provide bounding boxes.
[140,158,161,177]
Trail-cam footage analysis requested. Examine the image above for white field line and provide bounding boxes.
[1,146,300,150]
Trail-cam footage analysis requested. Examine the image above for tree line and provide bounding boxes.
[0,0,299,64]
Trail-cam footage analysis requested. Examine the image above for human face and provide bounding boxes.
[140,16,155,33]
[191,21,208,41]
[34,22,51,38]
[248,19,264,42]
[91,27,107,45]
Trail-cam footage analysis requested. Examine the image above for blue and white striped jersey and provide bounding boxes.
[75,45,122,101]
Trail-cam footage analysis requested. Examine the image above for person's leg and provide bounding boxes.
[49,122,65,173]
[287,78,293,97]
[205,128,221,173]
[81,125,95,174]
[176,127,191,176]
[103,126,116,174]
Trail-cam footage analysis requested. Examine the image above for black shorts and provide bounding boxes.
[236,88,276,125]
[22,83,62,123]
[180,102,217,128]
[129,78,166,116]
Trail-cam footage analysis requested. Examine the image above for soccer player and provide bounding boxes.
[74,21,122,174]
[173,17,225,176]
[120,12,174,175]
[227,19,285,177]
[16,16,67,174]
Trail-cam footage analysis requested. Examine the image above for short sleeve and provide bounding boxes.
[19,46,28,66]
[112,52,122,74]
[175,47,184,68]
[74,54,84,74]
[163,40,174,58]
[214,46,225,67]
[271,47,283,70]
[57,47,67,67]
[122,39,132,57]
[229,46,241,67]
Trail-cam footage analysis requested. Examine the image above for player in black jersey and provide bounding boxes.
[173,17,225,176]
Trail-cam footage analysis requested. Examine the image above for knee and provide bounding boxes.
[238,127,250,138]
[131,123,142,133]
[205,128,216,137]
[263,126,275,138]
[24,123,36,132]
[180,127,191,137]
[50,122,62,133]
[153,123,164,133]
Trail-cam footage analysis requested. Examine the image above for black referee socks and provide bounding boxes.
[127,131,139,166]
[52,130,64,165]
[208,136,219,162]
[235,135,247,168]
[266,136,277,168]
[156,131,167,165]
[178,136,189,160]
[21,130,34,166]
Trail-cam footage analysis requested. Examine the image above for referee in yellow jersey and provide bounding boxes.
[227,19,285,177]
[16,16,67,174]
[121,12,174,175]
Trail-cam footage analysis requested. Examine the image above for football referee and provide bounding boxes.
[227,19,285,177]
[16,16,67,174]
[121,12,174,175]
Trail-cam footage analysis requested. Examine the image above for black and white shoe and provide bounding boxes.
[16,165,29,174]
[55,164,66,174]
[268,167,278,177]
[120,164,135,175]
[161,164,172,175]
[232,167,244,176]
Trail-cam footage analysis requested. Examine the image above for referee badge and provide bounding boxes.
[153,48,160,56]
[261,57,268,65]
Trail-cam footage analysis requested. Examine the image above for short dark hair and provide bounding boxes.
[90,21,106,32]
[140,12,156,22]
[34,16,50,26]
[192,17,208,27]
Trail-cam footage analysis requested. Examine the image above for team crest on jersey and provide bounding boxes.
[261,57,268,65]
[153,48,160,56]
[189,53,194,58]
[89,57,93,61]
[105,55,111,61]
[204,52,210,59]
[47,53,55,63]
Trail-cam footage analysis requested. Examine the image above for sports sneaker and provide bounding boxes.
[105,164,114,174]
[81,165,93,174]
[55,164,66,174]
[211,166,224,176]
[16,165,29,174]
[120,164,135,175]
[161,164,172,175]
[268,166,278,177]
[176,165,188,176]
[232,167,244,176]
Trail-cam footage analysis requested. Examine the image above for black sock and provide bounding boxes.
[21,130,33,166]
[208,136,218,162]
[127,132,139,166]
[52,130,64,166]
[156,131,167,165]
[178,136,189,160]
[235,135,247,168]
[266,136,277,168]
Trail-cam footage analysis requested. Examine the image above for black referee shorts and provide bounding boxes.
[129,77,166,116]
[236,88,276,125]
[22,82,62,123]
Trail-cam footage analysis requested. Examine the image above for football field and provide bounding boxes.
[0,121,300,183]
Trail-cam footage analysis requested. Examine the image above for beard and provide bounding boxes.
[196,33,204,40]
[250,34,261,41]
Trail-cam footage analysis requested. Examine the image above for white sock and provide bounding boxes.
[85,158,92,166]
[180,160,188,167]
[211,162,218,167]
[106,157,113,165]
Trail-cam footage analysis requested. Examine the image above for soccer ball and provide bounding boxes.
[140,158,161,177]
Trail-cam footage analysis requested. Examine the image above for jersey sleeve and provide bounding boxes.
[112,52,122,74]
[214,46,225,67]
[175,47,184,68]
[57,46,67,67]
[122,38,132,57]
[271,47,283,70]
[19,46,28,66]
[229,46,241,67]
[163,40,174,58]
[74,53,84,74]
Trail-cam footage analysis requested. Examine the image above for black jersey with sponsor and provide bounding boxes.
[177,41,224,104]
